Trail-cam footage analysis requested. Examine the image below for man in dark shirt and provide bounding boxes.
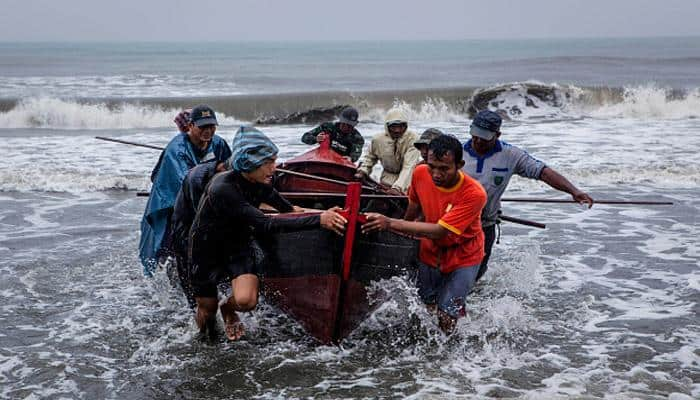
[168,159,225,310]
[186,127,347,340]
[301,106,365,162]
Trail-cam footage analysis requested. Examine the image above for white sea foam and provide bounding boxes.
[592,85,700,119]
[0,97,244,129]
[362,97,469,125]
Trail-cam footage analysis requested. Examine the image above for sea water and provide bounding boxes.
[0,39,698,399]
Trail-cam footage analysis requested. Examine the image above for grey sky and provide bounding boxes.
[2,0,699,41]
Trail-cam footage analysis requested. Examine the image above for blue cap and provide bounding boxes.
[470,110,501,140]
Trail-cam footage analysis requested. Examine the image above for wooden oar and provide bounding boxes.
[275,168,376,191]
[95,136,381,192]
[279,191,407,199]
[501,197,673,205]
[499,214,546,229]
[95,136,165,150]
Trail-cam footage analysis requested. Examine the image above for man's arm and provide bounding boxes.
[540,167,594,208]
[362,213,449,240]
[403,201,422,221]
[356,138,378,177]
[392,146,420,192]
[264,189,295,213]
[301,124,327,145]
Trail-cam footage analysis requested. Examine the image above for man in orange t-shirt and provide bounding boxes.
[362,134,486,332]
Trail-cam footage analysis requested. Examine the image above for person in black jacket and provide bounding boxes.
[186,127,347,340]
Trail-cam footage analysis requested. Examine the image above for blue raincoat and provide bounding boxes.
[139,132,231,276]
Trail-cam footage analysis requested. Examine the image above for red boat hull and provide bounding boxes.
[262,142,417,344]
[260,227,417,344]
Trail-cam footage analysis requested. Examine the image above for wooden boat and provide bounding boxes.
[260,141,418,344]
[274,139,407,217]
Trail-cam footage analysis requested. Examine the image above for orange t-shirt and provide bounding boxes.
[408,164,487,273]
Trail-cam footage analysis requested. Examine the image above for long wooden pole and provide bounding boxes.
[98,136,670,227]
[278,192,674,206]
[95,136,165,151]
[499,214,546,229]
[275,168,376,191]
[501,197,673,205]
[95,136,380,191]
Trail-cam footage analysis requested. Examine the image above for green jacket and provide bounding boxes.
[301,122,365,162]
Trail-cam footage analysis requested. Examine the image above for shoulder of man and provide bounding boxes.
[461,172,487,196]
[321,121,338,131]
[400,131,419,148]
[210,134,227,145]
[411,164,431,183]
[165,132,188,151]
[352,128,364,140]
[499,140,525,155]
[403,130,419,142]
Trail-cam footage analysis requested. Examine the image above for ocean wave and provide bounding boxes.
[590,86,700,119]
[0,168,149,193]
[364,97,470,125]
[0,97,243,129]
[1,83,699,130]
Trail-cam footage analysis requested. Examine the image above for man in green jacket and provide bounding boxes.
[301,106,365,162]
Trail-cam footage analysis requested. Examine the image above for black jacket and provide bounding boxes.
[188,170,320,267]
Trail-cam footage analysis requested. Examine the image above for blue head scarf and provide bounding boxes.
[229,126,279,172]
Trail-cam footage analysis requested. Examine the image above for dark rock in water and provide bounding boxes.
[466,83,572,119]
[256,105,350,125]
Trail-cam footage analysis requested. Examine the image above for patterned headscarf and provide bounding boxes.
[229,126,279,172]
[174,109,192,133]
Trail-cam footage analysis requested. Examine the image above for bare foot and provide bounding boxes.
[223,310,245,341]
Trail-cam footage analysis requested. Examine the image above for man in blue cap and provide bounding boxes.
[139,105,231,277]
[186,127,348,340]
[463,110,594,282]
[301,106,365,162]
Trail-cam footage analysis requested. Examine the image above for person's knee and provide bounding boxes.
[234,291,258,311]
[231,274,259,311]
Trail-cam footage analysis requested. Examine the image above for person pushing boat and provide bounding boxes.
[301,106,365,162]
[362,135,487,333]
[462,110,594,282]
[186,128,347,340]
[168,126,304,310]
[354,108,420,194]
[138,105,231,276]
[413,128,444,165]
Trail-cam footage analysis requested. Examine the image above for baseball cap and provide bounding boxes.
[414,128,444,149]
[190,105,218,127]
[338,106,359,127]
[470,110,501,140]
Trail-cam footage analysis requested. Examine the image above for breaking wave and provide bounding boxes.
[591,85,700,119]
[0,168,149,193]
[0,82,699,130]
[0,97,243,129]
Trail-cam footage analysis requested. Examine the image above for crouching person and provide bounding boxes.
[187,129,347,340]
[361,135,486,333]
